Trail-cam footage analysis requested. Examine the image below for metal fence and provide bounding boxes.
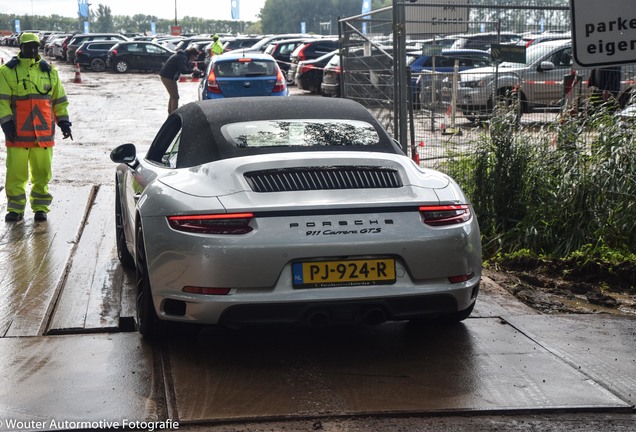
[337,2,635,170]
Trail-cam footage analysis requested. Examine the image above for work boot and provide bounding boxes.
[5,212,24,222]
[34,211,48,222]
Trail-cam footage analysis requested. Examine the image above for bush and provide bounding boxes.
[445,103,636,265]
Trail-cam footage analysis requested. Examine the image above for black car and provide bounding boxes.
[66,33,130,63]
[74,40,119,72]
[107,41,174,73]
[295,50,338,94]
[287,39,339,84]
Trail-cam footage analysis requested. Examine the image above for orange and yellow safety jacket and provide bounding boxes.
[0,53,70,148]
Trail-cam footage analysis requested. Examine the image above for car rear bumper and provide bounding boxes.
[151,272,481,326]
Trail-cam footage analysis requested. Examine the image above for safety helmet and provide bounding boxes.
[19,32,41,45]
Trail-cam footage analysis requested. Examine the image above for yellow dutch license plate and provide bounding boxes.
[292,258,396,288]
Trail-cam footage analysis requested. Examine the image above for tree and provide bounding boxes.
[260,0,363,34]
[94,4,114,32]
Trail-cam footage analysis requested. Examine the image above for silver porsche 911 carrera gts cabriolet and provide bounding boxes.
[110,97,482,338]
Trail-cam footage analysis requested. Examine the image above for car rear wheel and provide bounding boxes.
[90,58,106,72]
[115,59,129,73]
[135,223,167,338]
[115,182,135,269]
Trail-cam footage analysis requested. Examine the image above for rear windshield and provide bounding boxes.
[214,60,277,77]
[223,119,380,148]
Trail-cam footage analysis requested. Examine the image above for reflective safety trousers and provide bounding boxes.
[5,146,54,213]
[0,55,70,148]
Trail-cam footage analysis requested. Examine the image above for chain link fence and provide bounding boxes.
[337,2,635,171]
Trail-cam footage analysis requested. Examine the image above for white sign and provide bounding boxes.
[406,0,470,35]
[570,0,636,66]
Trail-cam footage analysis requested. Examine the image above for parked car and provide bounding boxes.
[57,34,77,61]
[106,41,174,73]
[516,32,570,48]
[109,96,482,338]
[222,36,263,52]
[439,39,633,121]
[288,39,339,84]
[228,33,322,54]
[153,36,185,51]
[321,53,342,97]
[74,40,119,72]
[412,49,493,108]
[173,37,214,53]
[198,52,288,100]
[43,33,70,57]
[450,32,521,51]
[295,50,338,94]
[66,33,130,63]
[264,38,317,79]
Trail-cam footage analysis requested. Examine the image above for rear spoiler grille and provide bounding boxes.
[245,166,402,192]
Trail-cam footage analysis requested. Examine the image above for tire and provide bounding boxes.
[115,59,129,73]
[115,183,135,269]
[90,58,106,72]
[135,223,167,338]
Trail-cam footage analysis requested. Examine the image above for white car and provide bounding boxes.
[110,97,482,338]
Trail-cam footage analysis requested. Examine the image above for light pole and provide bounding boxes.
[174,0,178,26]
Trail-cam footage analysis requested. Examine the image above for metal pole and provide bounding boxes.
[393,1,408,152]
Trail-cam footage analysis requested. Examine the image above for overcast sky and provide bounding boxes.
[1,0,266,22]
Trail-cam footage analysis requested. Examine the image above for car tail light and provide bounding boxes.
[297,45,308,61]
[167,212,254,234]
[110,49,118,56]
[182,286,231,295]
[419,205,471,226]
[300,64,315,74]
[206,70,222,93]
[448,273,475,283]
[272,68,286,92]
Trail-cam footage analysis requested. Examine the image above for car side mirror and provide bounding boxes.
[539,61,555,72]
[110,143,139,168]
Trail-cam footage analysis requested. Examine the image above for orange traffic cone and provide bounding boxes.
[73,63,82,84]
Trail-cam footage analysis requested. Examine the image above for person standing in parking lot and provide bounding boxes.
[159,46,200,114]
[210,34,224,57]
[0,32,72,223]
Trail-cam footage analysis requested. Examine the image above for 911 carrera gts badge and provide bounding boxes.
[290,219,393,236]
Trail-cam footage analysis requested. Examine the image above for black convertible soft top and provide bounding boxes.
[168,97,404,168]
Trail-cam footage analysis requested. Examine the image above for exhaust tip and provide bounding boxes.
[307,310,330,328]
[364,308,387,326]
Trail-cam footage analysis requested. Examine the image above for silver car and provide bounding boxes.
[111,97,482,338]
[442,39,587,121]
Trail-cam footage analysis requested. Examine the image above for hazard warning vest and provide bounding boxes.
[0,54,70,148]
